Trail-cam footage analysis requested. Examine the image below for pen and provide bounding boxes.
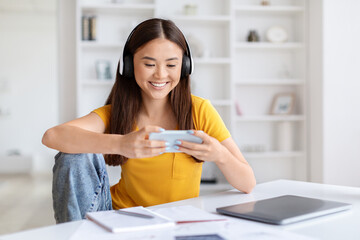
[116,210,154,219]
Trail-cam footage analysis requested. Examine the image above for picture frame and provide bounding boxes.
[270,93,295,115]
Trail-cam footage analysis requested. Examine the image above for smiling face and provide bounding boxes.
[133,38,183,102]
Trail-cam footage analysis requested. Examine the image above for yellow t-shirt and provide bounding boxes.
[92,95,231,209]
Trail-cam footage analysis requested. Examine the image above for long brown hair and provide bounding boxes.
[104,18,193,166]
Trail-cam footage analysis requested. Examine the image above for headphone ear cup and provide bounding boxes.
[122,55,134,78]
[181,54,191,78]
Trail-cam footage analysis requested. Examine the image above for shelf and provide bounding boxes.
[194,58,231,65]
[235,42,303,50]
[81,3,155,12]
[210,99,232,106]
[0,114,11,119]
[172,15,231,24]
[243,151,304,159]
[235,115,305,122]
[80,41,123,49]
[235,79,305,86]
[82,80,114,87]
[235,6,304,14]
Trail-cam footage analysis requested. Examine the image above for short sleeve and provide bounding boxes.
[92,105,111,131]
[192,96,231,142]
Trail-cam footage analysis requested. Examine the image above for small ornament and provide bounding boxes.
[261,0,270,6]
[266,26,288,43]
[183,4,198,16]
[235,101,243,116]
[247,30,260,42]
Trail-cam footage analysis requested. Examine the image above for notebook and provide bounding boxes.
[152,205,227,224]
[216,195,352,225]
[86,206,175,233]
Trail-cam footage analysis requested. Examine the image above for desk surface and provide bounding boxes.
[2,179,360,240]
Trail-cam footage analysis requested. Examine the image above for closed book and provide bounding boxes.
[89,16,97,41]
[81,16,89,41]
[85,206,175,233]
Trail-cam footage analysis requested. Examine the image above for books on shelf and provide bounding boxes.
[82,15,97,41]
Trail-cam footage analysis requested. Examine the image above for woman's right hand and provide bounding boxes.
[117,126,168,159]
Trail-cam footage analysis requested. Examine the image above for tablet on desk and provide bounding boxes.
[216,195,352,225]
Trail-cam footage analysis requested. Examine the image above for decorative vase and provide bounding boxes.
[247,30,260,42]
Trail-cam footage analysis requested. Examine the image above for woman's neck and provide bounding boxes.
[137,95,177,130]
[140,96,171,119]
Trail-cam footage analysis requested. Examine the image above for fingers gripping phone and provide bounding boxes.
[149,130,203,153]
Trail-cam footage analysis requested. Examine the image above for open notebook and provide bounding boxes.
[86,205,227,233]
[86,206,175,233]
[151,205,227,224]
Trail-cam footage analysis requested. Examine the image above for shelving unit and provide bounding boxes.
[235,6,304,13]
[243,151,304,159]
[235,115,305,122]
[76,0,156,117]
[236,79,305,86]
[80,42,123,48]
[232,0,308,183]
[235,42,303,49]
[76,0,308,184]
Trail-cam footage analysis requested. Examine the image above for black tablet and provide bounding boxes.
[216,195,352,225]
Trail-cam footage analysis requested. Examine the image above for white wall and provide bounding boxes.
[308,0,324,183]
[310,0,360,187]
[58,0,76,124]
[322,0,360,186]
[0,0,58,173]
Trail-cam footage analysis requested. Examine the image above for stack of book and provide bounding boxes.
[82,15,96,41]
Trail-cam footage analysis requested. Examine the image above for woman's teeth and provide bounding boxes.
[150,82,166,87]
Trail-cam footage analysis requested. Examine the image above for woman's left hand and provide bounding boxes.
[175,130,225,163]
[178,130,256,193]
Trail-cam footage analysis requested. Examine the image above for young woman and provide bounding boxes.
[42,18,256,223]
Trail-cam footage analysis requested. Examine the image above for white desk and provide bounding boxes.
[2,179,360,240]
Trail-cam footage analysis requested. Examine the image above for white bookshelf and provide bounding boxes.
[235,115,305,122]
[171,15,231,23]
[235,42,304,49]
[80,42,123,49]
[76,0,309,184]
[235,6,304,13]
[243,151,304,159]
[81,3,156,11]
[194,58,232,65]
[82,80,114,87]
[232,0,308,183]
[235,78,305,86]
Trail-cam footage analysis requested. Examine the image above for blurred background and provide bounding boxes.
[0,0,359,236]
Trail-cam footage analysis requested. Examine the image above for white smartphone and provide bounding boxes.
[149,130,203,153]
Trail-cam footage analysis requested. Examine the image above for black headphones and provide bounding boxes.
[121,21,193,79]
